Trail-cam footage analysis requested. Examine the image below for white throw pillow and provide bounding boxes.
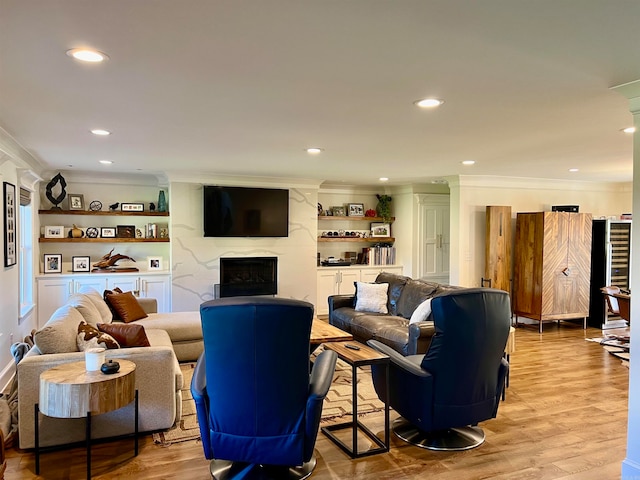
[78,286,113,324]
[67,293,102,326]
[354,282,389,314]
[409,298,433,324]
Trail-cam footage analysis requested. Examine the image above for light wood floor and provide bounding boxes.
[4,322,630,479]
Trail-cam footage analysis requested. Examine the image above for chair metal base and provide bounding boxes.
[393,418,485,451]
[209,456,316,480]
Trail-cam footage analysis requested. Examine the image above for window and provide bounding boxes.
[19,187,34,319]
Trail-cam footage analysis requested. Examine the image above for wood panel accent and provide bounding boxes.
[39,210,169,217]
[39,360,135,418]
[484,206,512,293]
[514,212,592,331]
[5,324,629,479]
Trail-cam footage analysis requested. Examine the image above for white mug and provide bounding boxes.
[85,347,106,372]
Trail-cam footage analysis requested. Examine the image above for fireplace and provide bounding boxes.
[219,257,278,297]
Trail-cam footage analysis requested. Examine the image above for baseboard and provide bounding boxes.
[0,361,15,394]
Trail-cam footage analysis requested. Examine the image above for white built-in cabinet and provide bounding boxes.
[36,272,171,328]
[415,194,450,284]
[316,265,403,315]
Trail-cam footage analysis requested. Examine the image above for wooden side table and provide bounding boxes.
[321,341,389,458]
[36,360,137,479]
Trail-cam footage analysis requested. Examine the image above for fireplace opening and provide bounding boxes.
[219,257,278,297]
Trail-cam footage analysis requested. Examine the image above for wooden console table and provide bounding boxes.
[36,360,137,479]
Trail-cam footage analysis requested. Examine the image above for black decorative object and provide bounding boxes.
[89,200,103,211]
[85,227,99,238]
[45,173,67,209]
[109,202,120,211]
[149,202,156,211]
[101,360,120,375]
[3,182,17,267]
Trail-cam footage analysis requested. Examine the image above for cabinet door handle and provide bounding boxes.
[141,280,147,294]
[68,281,74,295]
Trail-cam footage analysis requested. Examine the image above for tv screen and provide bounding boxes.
[203,186,289,237]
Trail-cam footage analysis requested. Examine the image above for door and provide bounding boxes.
[416,195,450,283]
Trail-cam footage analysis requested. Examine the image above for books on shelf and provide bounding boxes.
[361,246,396,265]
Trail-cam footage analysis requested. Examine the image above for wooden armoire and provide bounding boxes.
[513,211,592,332]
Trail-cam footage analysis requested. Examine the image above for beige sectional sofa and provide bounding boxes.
[17,287,203,449]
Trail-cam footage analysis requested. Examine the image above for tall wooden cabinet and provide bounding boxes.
[484,206,512,294]
[513,212,592,332]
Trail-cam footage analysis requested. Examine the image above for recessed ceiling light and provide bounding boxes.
[623,126,636,134]
[414,98,444,108]
[306,148,323,154]
[461,160,475,165]
[66,48,109,63]
[569,168,579,172]
[99,160,113,165]
[379,177,389,182]
[91,129,111,136]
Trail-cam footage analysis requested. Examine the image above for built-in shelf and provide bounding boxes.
[39,210,169,217]
[318,216,395,222]
[39,237,169,243]
[317,237,395,243]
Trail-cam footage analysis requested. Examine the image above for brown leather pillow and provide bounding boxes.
[97,323,151,347]
[103,287,123,320]
[103,290,148,323]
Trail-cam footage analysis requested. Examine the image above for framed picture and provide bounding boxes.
[347,203,364,217]
[3,182,16,267]
[72,256,91,272]
[101,227,116,238]
[116,225,135,238]
[371,222,391,238]
[121,203,144,212]
[68,193,85,211]
[147,256,162,270]
[44,225,65,239]
[43,254,62,274]
[331,206,346,217]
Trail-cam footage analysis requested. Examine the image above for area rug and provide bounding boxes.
[586,335,630,368]
[153,354,384,447]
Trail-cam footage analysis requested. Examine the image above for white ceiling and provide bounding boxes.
[2,1,640,186]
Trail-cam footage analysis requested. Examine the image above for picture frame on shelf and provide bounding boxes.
[116,225,135,238]
[371,222,391,238]
[68,193,85,211]
[43,254,62,274]
[347,203,365,217]
[3,182,16,267]
[121,203,144,212]
[100,227,116,238]
[44,225,65,239]
[72,256,90,273]
[147,256,162,271]
[331,206,345,216]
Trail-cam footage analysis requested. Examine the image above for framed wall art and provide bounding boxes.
[347,203,364,217]
[68,193,85,211]
[44,225,65,239]
[116,225,135,238]
[371,222,391,238]
[147,256,162,271]
[43,254,62,274]
[72,256,91,273]
[101,227,116,238]
[3,182,16,267]
[121,203,144,212]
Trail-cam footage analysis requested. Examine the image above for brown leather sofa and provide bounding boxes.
[328,272,460,355]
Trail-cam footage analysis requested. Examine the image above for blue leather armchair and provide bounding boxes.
[368,288,510,450]
[192,297,337,479]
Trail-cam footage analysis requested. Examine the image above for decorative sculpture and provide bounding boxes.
[45,173,67,209]
[157,190,167,212]
[92,249,138,272]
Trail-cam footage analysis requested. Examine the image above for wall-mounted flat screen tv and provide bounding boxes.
[203,186,289,237]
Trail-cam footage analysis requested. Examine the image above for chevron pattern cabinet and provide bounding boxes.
[513,212,593,333]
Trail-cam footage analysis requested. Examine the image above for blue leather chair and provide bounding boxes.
[368,288,510,450]
[192,297,338,480]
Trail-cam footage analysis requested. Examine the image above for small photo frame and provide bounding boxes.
[72,256,90,273]
[44,225,65,239]
[116,225,136,238]
[3,182,16,267]
[331,206,346,216]
[43,254,62,274]
[347,203,364,217]
[68,193,85,211]
[371,222,391,238]
[101,227,116,238]
[121,203,144,212]
[147,256,162,271]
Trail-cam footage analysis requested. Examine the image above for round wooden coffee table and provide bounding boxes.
[36,360,137,479]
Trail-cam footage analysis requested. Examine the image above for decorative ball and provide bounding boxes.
[85,227,99,238]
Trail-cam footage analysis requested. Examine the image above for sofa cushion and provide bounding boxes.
[409,298,433,324]
[375,272,410,315]
[67,293,103,326]
[130,312,202,343]
[104,290,148,323]
[77,321,120,350]
[34,305,84,354]
[354,282,389,314]
[396,280,439,319]
[97,323,151,347]
[78,286,114,324]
